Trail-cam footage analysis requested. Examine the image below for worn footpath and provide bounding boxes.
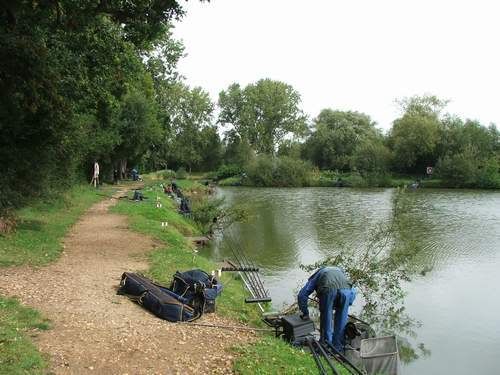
[0,186,255,374]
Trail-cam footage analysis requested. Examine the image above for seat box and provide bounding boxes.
[281,314,315,343]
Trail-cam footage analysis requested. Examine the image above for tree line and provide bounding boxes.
[1,1,499,214]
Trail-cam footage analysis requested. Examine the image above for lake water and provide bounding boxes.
[206,187,500,375]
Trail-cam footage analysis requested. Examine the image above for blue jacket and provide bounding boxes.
[298,267,355,316]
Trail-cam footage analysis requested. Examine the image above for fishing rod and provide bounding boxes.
[179,321,274,332]
[233,244,271,304]
[323,342,365,375]
[227,242,254,288]
[306,337,340,375]
[225,242,271,309]
[235,244,267,298]
[307,339,328,375]
[238,243,269,298]
[228,243,259,295]
[236,240,270,301]
[227,246,264,310]
[228,241,267,301]
[221,266,260,272]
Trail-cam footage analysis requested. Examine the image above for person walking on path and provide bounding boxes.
[297,266,357,352]
[91,160,100,188]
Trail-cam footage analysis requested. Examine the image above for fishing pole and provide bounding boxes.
[313,339,340,375]
[230,242,264,299]
[179,321,274,332]
[324,342,364,375]
[228,244,264,311]
[236,244,267,298]
[238,243,268,298]
[307,338,328,375]
[228,243,259,294]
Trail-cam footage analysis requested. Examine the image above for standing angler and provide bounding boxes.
[298,266,356,352]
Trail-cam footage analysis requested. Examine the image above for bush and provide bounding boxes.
[218,176,242,186]
[273,156,313,187]
[436,148,500,188]
[176,167,187,179]
[343,172,368,187]
[190,197,225,234]
[244,155,275,187]
[0,209,17,235]
[476,158,500,188]
[364,172,392,187]
[215,164,243,180]
[352,139,392,173]
[244,155,313,187]
[157,169,176,180]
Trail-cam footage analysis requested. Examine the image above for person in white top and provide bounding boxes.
[91,160,100,188]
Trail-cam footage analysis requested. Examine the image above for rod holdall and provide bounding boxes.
[170,269,223,314]
[117,272,198,322]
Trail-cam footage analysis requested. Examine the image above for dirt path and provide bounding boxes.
[0,186,255,374]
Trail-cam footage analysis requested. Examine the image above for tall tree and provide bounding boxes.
[304,109,380,171]
[388,95,446,173]
[222,129,255,167]
[218,79,307,154]
[154,83,214,171]
[113,83,162,177]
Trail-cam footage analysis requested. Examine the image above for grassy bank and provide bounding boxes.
[0,298,50,374]
[232,336,322,374]
[111,178,263,325]
[0,185,111,267]
[0,184,111,374]
[219,172,446,189]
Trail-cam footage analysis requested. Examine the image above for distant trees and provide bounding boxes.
[1,0,499,216]
[303,110,384,171]
[388,96,445,173]
[218,79,307,154]
[113,86,161,178]
[222,129,254,167]
[435,117,500,188]
[163,84,216,172]
[217,93,499,188]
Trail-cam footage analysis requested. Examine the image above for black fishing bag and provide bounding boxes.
[170,269,223,314]
[117,272,199,322]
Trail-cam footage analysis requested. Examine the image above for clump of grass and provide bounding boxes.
[218,176,242,186]
[0,297,50,374]
[0,185,109,267]
[232,335,350,375]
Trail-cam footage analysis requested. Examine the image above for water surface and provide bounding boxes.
[207,187,500,375]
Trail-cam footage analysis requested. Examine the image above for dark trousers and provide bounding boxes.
[318,288,352,352]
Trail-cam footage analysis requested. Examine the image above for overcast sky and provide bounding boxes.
[172,0,500,131]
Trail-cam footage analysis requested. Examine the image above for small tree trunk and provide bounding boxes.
[120,159,127,179]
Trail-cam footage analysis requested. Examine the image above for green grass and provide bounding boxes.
[0,185,111,267]
[233,336,318,374]
[232,336,350,375]
[0,296,50,374]
[219,176,242,186]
